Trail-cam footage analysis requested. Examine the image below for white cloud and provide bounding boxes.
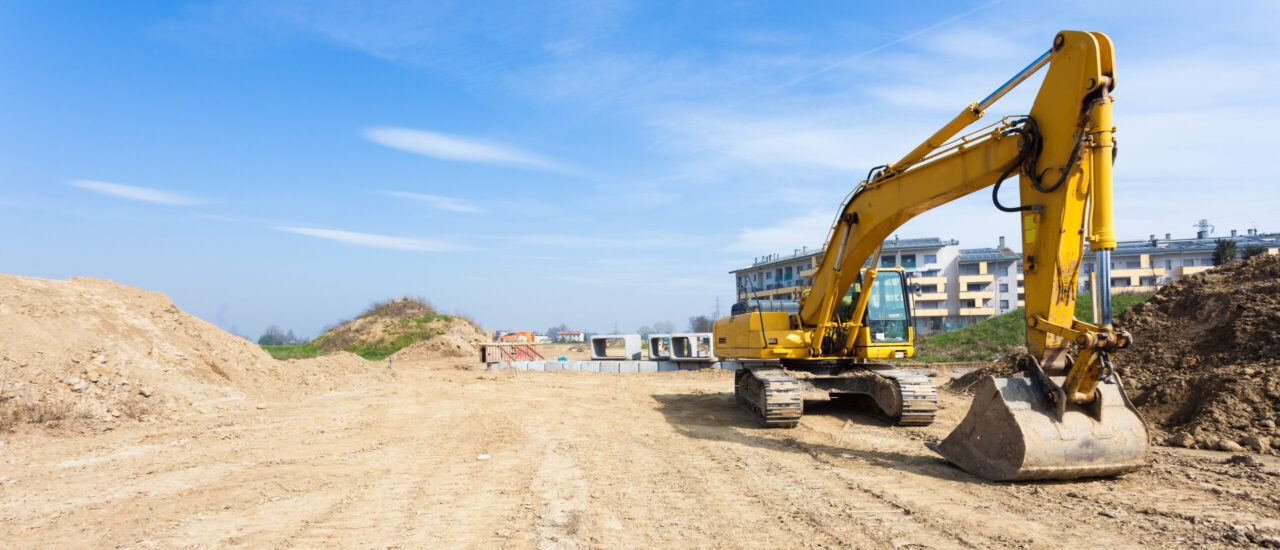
[272,226,455,251]
[379,191,483,213]
[70,180,203,205]
[728,209,832,254]
[363,127,572,173]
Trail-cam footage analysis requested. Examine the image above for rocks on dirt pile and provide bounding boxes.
[0,274,388,430]
[944,347,1027,392]
[1116,253,1280,453]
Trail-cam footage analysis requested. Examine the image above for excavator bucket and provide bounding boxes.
[929,374,1148,481]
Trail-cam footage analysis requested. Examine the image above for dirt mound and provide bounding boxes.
[1116,254,1280,452]
[944,347,1027,392]
[314,297,484,360]
[389,321,487,362]
[0,274,388,430]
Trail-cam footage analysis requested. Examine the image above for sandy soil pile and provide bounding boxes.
[1117,254,1280,453]
[389,321,487,361]
[0,274,388,428]
[945,347,1026,392]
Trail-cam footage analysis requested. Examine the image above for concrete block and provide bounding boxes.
[678,362,701,370]
[545,361,563,371]
[562,361,581,372]
[657,361,679,372]
[599,361,620,373]
[647,334,672,360]
[717,361,743,371]
[512,361,529,371]
[619,361,639,373]
[579,361,601,372]
[638,361,658,373]
[591,334,643,360]
[527,361,545,372]
[670,333,716,362]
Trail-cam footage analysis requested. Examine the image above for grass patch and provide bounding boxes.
[261,344,325,360]
[911,293,1151,363]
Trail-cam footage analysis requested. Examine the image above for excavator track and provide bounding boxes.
[735,367,803,428]
[863,365,938,426]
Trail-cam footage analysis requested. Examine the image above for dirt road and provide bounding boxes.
[4,363,1279,549]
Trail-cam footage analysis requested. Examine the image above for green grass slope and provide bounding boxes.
[911,293,1150,363]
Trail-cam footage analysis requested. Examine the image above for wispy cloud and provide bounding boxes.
[70,179,204,205]
[363,127,572,174]
[272,226,456,251]
[379,190,484,213]
[728,209,831,254]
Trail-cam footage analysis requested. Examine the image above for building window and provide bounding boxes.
[999,283,1009,292]
[919,284,938,293]
[924,254,937,264]
[959,265,980,275]
[1165,260,1172,270]
[966,282,986,292]
[784,266,793,280]
[1183,259,1194,267]
[1126,260,1140,269]
[766,271,772,280]
[900,254,916,269]
[1000,300,1009,310]
[1112,278,1127,287]
[881,256,896,268]
[921,270,939,277]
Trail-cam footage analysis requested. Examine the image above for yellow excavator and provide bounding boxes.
[713,30,1148,480]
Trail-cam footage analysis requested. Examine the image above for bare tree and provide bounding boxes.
[688,315,714,333]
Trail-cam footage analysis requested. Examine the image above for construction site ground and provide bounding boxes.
[5,361,1280,549]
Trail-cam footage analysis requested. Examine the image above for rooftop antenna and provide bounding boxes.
[1193,219,1214,239]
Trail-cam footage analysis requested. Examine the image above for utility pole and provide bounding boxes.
[713,296,721,319]
[613,321,618,334]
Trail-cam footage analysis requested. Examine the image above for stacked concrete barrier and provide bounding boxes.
[647,334,672,360]
[590,334,642,360]
[670,333,716,362]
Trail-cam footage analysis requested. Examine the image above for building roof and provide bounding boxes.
[1086,232,1280,256]
[730,236,959,273]
[958,247,1019,263]
[555,330,582,335]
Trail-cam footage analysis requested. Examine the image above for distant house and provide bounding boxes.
[554,330,584,343]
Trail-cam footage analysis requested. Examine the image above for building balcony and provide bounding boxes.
[1114,285,1159,295]
[958,274,994,285]
[799,268,815,277]
[959,307,995,316]
[914,309,949,317]
[958,290,994,301]
[1178,265,1212,277]
[912,276,947,286]
[1017,300,1025,307]
[914,292,948,301]
[1112,267,1164,278]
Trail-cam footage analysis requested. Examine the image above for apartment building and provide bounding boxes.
[731,224,1276,337]
[1080,228,1280,294]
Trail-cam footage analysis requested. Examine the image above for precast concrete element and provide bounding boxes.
[579,361,601,373]
[599,361,621,373]
[638,361,658,373]
[718,361,743,371]
[545,361,563,371]
[647,334,672,360]
[512,361,529,371]
[619,361,639,374]
[670,333,716,362]
[563,361,581,372]
[678,362,701,370]
[527,361,546,372]
[591,334,642,360]
[657,361,680,372]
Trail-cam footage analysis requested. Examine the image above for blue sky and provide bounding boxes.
[3,1,1277,339]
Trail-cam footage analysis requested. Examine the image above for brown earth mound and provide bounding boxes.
[1118,254,1280,453]
[0,274,389,430]
[944,347,1027,392]
[389,322,487,362]
[313,297,484,360]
